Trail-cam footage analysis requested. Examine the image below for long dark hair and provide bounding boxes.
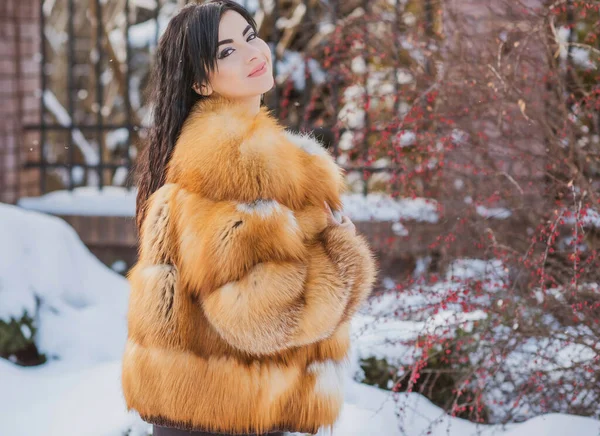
[134,0,257,232]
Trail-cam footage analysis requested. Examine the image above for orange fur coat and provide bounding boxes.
[121,95,377,435]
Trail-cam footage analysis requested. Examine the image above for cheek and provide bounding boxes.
[212,61,241,84]
[258,41,273,64]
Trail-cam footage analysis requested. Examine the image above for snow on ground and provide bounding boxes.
[0,359,150,436]
[1,203,599,436]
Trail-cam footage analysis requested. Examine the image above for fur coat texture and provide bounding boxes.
[121,95,377,435]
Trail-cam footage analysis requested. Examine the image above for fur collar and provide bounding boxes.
[165,95,345,211]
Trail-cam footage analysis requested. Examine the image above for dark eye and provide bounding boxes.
[218,33,258,59]
[218,48,234,59]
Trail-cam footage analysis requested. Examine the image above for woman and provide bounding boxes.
[121,1,377,435]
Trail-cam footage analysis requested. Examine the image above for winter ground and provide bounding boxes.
[1,202,599,436]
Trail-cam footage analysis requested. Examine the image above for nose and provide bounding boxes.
[246,45,263,64]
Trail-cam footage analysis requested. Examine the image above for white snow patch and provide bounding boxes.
[338,102,366,130]
[476,205,512,219]
[397,69,414,84]
[339,130,355,151]
[342,193,439,223]
[392,221,409,236]
[446,258,507,285]
[105,128,129,151]
[563,207,600,228]
[275,50,326,90]
[556,26,597,70]
[351,56,368,74]
[395,130,417,147]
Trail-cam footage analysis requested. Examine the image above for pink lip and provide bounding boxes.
[248,61,267,77]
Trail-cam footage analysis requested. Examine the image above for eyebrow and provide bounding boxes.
[217,24,253,46]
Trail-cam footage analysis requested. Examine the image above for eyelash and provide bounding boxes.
[219,33,258,59]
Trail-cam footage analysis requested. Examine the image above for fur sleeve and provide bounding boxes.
[320,226,378,323]
[141,183,353,355]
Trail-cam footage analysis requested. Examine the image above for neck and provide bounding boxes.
[211,93,262,116]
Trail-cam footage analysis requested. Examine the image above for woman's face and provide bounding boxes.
[201,11,274,100]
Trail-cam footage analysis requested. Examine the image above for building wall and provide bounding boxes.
[0,0,41,205]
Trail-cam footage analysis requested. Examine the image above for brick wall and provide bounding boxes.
[0,0,41,205]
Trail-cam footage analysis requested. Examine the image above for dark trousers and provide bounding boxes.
[152,425,286,436]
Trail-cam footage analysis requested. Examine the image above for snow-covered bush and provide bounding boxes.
[0,310,45,366]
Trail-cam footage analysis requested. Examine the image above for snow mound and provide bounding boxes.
[0,203,129,366]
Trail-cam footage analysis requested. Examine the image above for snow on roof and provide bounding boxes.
[18,186,136,217]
